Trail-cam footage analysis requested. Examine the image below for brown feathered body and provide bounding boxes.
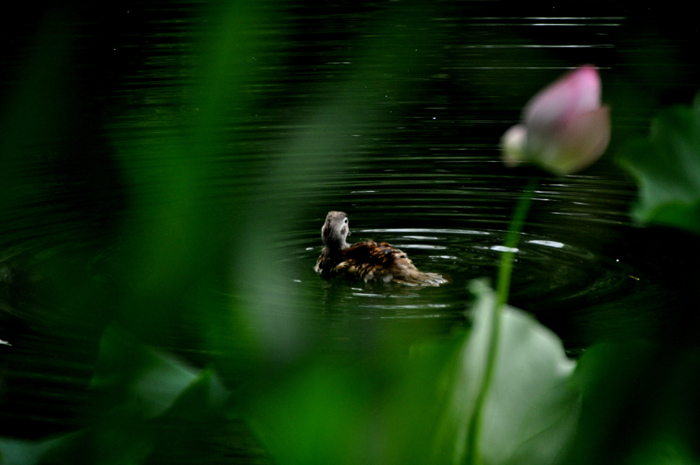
[314,211,447,286]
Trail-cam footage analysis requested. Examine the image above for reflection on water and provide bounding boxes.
[286,215,674,348]
[1,1,699,461]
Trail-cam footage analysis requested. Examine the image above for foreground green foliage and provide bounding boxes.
[618,94,700,234]
[0,327,228,465]
[1,282,580,465]
[249,280,580,465]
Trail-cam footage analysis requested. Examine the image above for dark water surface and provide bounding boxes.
[2,0,700,459]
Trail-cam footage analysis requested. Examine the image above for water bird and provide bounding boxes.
[314,211,447,286]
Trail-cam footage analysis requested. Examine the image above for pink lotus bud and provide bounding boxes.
[501,65,611,175]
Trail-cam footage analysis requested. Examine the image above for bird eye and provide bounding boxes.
[343,218,348,224]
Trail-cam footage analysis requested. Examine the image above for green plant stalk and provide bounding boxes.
[466,176,538,465]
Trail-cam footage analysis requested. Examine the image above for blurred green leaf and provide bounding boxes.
[247,363,372,465]
[0,411,153,465]
[566,343,700,465]
[247,280,580,465]
[147,369,234,465]
[0,437,57,465]
[626,435,700,465]
[439,280,580,465]
[162,368,229,417]
[617,94,700,234]
[129,350,199,419]
[92,326,200,418]
[0,337,232,465]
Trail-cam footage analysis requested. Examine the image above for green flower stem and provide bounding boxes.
[495,177,538,308]
[466,176,538,465]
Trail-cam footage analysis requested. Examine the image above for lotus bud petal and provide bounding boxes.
[501,65,611,175]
